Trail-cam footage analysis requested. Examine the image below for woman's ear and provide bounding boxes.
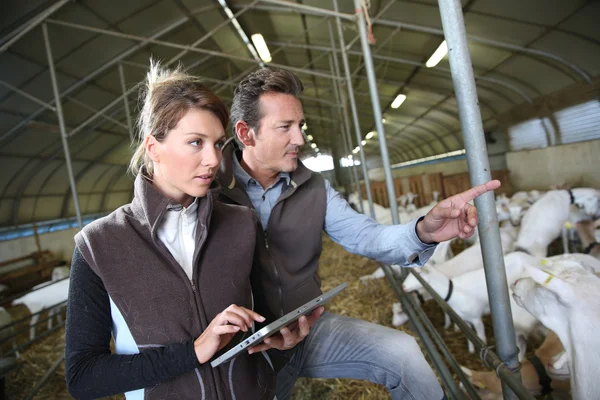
[235,121,255,147]
[144,135,160,163]
[145,135,160,163]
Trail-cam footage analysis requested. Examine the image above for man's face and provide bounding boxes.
[250,92,306,174]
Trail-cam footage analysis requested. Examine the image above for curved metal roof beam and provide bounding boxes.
[45,19,343,82]
[404,124,452,152]
[28,162,68,222]
[0,15,193,146]
[248,2,592,83]
[60,138,131,217]
[99,166,129,212]
[396,0,600,48]
[348,51,533,104]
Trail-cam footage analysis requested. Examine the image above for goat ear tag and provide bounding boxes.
[540,259,549,266]
[564,222,573,229]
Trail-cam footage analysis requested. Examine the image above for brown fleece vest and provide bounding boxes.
[74,175,274,400]
[217,139,327,325]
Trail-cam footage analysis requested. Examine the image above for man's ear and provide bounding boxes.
[145,135,160,163]
[236,120,255,147]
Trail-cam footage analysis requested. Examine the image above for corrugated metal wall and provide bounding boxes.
[509,100,600,151]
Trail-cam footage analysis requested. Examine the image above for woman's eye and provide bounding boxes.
[215,141,225,150]
[190,140,201,147]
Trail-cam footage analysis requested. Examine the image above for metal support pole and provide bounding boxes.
[118,63,135,143]
[408,270,536,400]
[0,80,56,111]
[46,19,341,82]
[0,0,70,55]
[24,355,65,400]
[352,0,399,224]
[382,265,463,398]
[42,23,83,229]
[327,55,347,187]
[402,289,483,400]
[332,0,375,219]
[436,1,522,398]
[328,20,362,211]
[0,15,191,145]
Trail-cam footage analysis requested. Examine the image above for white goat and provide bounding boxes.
[400,224,518,298]
[12,279,69,340]
[52,266,70,281]
[512,259,600,400]
[359,240,455,283]
[402,251,540,358]
[0,307,18,358]
[405,192,418,213]
[515,189,600,256]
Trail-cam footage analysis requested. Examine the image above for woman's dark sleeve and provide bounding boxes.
[65,248,201,399]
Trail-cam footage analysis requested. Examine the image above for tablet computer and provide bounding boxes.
[210,282,347,368]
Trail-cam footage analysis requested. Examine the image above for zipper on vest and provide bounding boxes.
[190,280,197,293]
[264,231,284,317]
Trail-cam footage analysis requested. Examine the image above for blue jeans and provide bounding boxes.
[275,312,444,400]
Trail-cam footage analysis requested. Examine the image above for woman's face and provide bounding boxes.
[147,108,226,206]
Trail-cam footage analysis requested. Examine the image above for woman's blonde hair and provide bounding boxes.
[129,60,229,177]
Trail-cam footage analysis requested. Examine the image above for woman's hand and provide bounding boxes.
[194,304,265,364]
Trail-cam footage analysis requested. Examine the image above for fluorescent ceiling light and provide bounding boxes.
[391,94,407,109]
[426,40,448,68]
[352,146,360,154]
[251,33,272,63]
[310,143,317,148]
[315,148,319,152]
[391,149,466,168]
[216,0,262,66]
[307,134,313,141]
[365,131,375,140]
[361,140,366,146]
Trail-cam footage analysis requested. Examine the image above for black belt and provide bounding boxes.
[515,246,532,255]
[584,242,599,254]
[414,291,426,305]
[444,280,454,302]
[527,354,553,395]
[567,189,575,205]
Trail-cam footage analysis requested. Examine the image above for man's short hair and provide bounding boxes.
[230,67,304,148]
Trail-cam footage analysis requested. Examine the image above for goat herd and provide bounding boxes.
[354,187,600,400]
[1,187,599,399]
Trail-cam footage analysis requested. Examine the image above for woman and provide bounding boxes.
[65,62,275,399]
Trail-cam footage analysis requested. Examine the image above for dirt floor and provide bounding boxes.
[5,235,560,399]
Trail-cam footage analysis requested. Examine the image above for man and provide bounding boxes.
[217,67,500,400]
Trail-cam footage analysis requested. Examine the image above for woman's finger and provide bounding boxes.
[212,324,240,336]
[225,305,266,328]
[217,311,248,331]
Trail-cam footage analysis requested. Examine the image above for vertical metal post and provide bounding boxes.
[118,63,135,143]
[332,0,375,219]
[328,20,363,212]
[43,23,83,229]
[352,0,399,225]
[436,1,522,398]
[382,264,463,399]
[327,55,352,193]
